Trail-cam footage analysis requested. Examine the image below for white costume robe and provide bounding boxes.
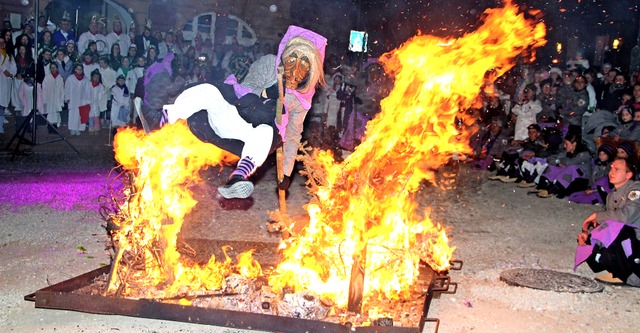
[17,81,33,116]
[82,62,99,77]
[98,66,117,112]
[0,52,17,108]
[126,66,144,95]
[105,32,130,56]
[511,100,542,141]
[11,77,23,112]
[42,73,65,125]
[77,31,108,55]
[64,75,92,131]
[110,84,129,127]
[89,83,106,118]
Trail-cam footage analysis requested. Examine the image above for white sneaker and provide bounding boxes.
[218,177,254,199]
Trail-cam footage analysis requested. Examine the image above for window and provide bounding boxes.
[182,12,256,47]
[197,15,212,34]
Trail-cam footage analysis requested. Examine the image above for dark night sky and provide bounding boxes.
[292,0,640,67]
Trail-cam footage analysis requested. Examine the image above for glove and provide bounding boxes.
[277,175,291,191]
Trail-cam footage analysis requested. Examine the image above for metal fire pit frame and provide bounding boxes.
[25,260,462,333]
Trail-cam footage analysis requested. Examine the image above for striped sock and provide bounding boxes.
[231,156,256,179]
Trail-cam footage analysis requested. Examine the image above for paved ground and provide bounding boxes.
[1,116,638,333]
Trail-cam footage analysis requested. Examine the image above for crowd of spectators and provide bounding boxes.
[0,13,274,138]
[468,51,640,206]
[3,12,640,202]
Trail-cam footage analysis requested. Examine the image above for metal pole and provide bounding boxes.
[32,0,39,140]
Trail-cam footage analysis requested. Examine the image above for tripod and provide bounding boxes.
[4,107,79,161]
[3,0,78,160]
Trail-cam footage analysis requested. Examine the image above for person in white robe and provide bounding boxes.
[105,16,130,56]
[125,56,145,97]
[77,17,107,55]
[110,75,129,128]
[42,62,65,127]
[97,56,117,127]
[17,76,34,131]
[0,37,16,134]
[64,64,92,135]
[88,70,106,133]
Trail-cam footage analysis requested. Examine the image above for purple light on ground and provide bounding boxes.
[0,169,123,212]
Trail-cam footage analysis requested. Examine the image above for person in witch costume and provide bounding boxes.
[163,25,326,199]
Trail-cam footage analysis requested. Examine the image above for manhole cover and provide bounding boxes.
[500,268,604,293]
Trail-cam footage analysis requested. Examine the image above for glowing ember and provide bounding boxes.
[268,0,546,311]
[107,120,254,298]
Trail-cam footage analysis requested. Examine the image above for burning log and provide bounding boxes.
[347,251,366,313]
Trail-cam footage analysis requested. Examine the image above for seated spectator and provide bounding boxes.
[489,123,553,181]
[479,95,506,126]
[568,143,615,205]
[529,131,592,198]
[549,67,562,85]
[575,157,640,286]
[616,141,637,165]
[616,107,640,142]
[625,82,640,111]
[612,106,634,138]
[536,78,558,125]
[584,106,618,153]
[560,75,589,135]
[601,72,629,113]
[470,118,510,170]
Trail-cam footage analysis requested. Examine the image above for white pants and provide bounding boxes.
[165,83,273,169]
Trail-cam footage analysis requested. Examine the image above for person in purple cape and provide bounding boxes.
[575,158,640,286]
[567,143,615,205]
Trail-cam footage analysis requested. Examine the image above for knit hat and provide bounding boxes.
[617,141,635,158]
[598,144,615,161]
[549,67,562,76]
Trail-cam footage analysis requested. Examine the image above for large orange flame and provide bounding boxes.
[268,1,546,310]
[107,121,264,298]
[105,0,545,318]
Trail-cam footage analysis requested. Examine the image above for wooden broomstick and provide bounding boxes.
[274,66,291,239]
